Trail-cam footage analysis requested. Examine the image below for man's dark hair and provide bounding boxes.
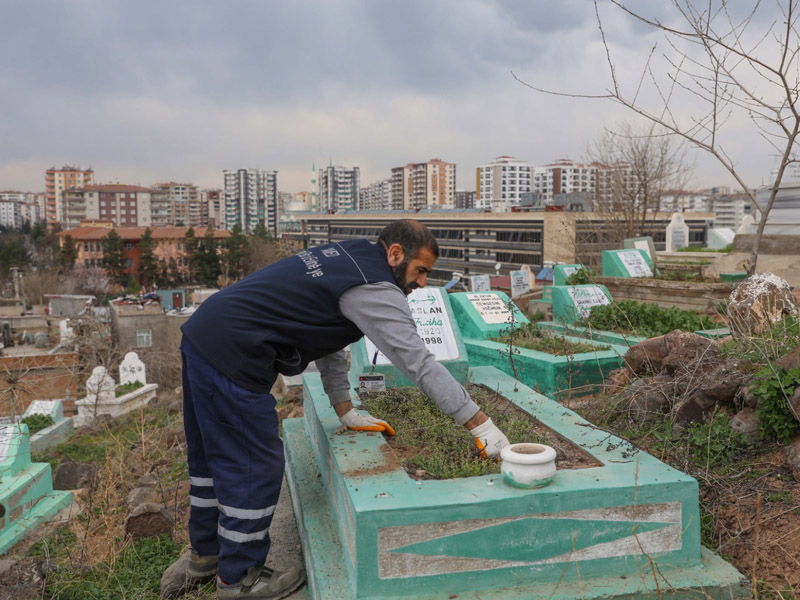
[377,219,439,258]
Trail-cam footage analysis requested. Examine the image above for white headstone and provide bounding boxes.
[470,274,491,292]
[567,286,611,319]
[467,293,517,324]
[365,288,459,363]
[665,213,690,251]
[510,270,529,299]
[59,319,75,343]
[0,426,13,463]
[707,228,735,250]
[737,214,756,234]
[23,400,57,418]
[520,265,535,290]
[633,239,653,259]
[119,351,147,385]
[86,366,116,403]
[618,250,653,278]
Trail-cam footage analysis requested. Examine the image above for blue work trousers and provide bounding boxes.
[181,344,284,584]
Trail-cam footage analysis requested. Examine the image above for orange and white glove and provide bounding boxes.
[339,409,396,435]
[469,418,509,459]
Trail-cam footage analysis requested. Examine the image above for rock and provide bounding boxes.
[161,423,185,448]
[698,359,748,404]
[661,330,718,374]
[604,367,631,394]
[776,344,800,371]
[53,462,97,491]
[285,386,304,405]
[124,502,173,539]
[671,389,717,428]
[137,473,158,488]
[621,376,674,422]
[784,438,800,482]
[277,404,294,420]
[624,335,669,376]
[730,408,759,442]
[728,272,798,336]
[0,558,45,598]
[740,385,759,409]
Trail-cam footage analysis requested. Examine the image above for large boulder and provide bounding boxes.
[621,376,674,422]
[53,462,97,491]
[697,359,749,404]
[625,330,717,376]
[728,273,798,336]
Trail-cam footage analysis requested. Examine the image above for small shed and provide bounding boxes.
[154,289,186,310]
[43,294,95,316]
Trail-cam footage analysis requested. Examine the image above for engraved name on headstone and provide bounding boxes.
[567,286,611,319]
[467,293,516,324]
[618,250,653,278]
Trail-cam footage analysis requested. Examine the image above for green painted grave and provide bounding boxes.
[0,423,72,554]
[537,321,648,348]
[284,366,748,599]
[552,263,584,286]
[551,284,613,324]
[449,291,625,399]
[350,287,470,387]
[602,249,655,278]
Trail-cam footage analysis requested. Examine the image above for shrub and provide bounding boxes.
[492,323,607,356]
[749,365,800,444]
[20,413,55,435]
[580,300,715,337]
[116,380,144,397]
[564,267,595,286]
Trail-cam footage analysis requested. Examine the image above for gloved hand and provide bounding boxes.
[339,409,396,435]
[469,418,509,459]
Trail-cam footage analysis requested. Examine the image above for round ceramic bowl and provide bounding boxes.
[500,443,557,489]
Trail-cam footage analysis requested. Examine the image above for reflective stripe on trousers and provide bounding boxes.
[182,346,285,585]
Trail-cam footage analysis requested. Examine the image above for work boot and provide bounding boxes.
[160,548,218,599]
[217,564,306,599]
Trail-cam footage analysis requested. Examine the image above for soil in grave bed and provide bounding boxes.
[491,322,608,355]
[358,384,600,480]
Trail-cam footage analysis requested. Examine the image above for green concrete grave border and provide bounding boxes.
[283,366,747,599]
[0,424,73,554]
[602,249,656,278]
[448,291,529,340]
[537,321,648,348]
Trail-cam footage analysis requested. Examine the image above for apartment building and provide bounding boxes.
[63,184,152,229]
[0,191,39,228]
[0,197,22,229]
[223,168,278,234]
[476,156,533,211]
[201,189,223,228]
[360,179,392,211]
[44,165,94,228]
[281,210,713,285]
[391,159,456,210]
[317,165,360,213]
[454,190,476,210]
[151,182,202,228]
[533,159,598,206]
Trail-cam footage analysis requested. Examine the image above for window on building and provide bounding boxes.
[124,242,134,250]
[136,329,153,348]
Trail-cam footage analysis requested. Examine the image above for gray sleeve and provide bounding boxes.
[315,350,352,407]
[340,282,480,426]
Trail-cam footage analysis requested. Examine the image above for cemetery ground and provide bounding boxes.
[3,324,800,597]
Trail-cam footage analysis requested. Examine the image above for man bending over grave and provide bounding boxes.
[161,219,510,600]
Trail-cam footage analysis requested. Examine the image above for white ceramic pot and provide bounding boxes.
[500,443,557,489]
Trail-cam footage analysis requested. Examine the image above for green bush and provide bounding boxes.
[20,413,55,435]
[564,267,595,286]
[116,380,144,397]
[749,365,800,444]
[580,300,715,338]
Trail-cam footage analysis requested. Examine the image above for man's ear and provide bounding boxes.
[386,243,405,267]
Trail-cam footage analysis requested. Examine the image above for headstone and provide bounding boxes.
[466,293,518,325]
[510,270,529,299]
[566,285,612,319]
[602,249,653,278]
[623,236,657,262]
[365,288,459,363]
[707,228,735,250]
[736,214,755,234]
[58,320,75,343]
[553,264,583,286]
[119,352,147,385]
[665,213,690,251]
[520,265,535,290]
[86,366,116,403]
[470,274,491,292]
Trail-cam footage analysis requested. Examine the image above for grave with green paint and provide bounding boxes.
[283,288,747,599]
[449,290,626,399]
[552,263,584,286]
[0,423,73,554]
[601,249,655,278]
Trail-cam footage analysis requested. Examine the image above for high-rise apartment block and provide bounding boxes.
[317,165,360,213]
[476,156,532,211]
[45,165,94,227]
[533,159,597,206]
[151,182,201,228]
[454,190,476,210]
[223,169,278,234]
[62,184,152,229]
[390,158,456,210]
[360,179,392,211]
[0,191,38,228]
[201,189,224,228]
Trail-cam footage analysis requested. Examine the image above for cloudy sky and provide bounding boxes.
[0,1,792,195]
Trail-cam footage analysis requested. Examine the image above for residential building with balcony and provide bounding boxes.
[151,182,201,228]
[391,159,456,210]
[476,156,532,211]
[533,159,597,206]
[44,165,94,228]
[454,190,476,210]
[201,189,223,228]
[63,184,152,230]
[360,179,392,211]
[0,197,22,229]
[223,168,278,234]
[317,165,360,213]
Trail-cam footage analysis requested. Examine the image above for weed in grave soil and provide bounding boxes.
[360,384,598,479]
[579,299,716,338]
[20,413,55,435]
[491,322,608,356]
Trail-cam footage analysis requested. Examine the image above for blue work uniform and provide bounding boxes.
[179,239,396,584]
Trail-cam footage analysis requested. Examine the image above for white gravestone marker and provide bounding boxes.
[470,274,491,292]
[86,366,116,403]
[467,293,517,325]
[0,425,14,463]
[24,400,57,417]
[567,286,611,319]
[119,351,147,385]
[618,250,653,278]
[665,213,690,251]
[365,288,459,364]
[510,270,529,299]
[633,240,652,260]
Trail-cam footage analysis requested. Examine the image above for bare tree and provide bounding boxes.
[587,120,694,246]
[515,0,800,274]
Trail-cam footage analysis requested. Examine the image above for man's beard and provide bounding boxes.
[393,258,419,296]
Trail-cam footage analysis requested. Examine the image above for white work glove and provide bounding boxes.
[339,409,396,435]
[469,418,510,459]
